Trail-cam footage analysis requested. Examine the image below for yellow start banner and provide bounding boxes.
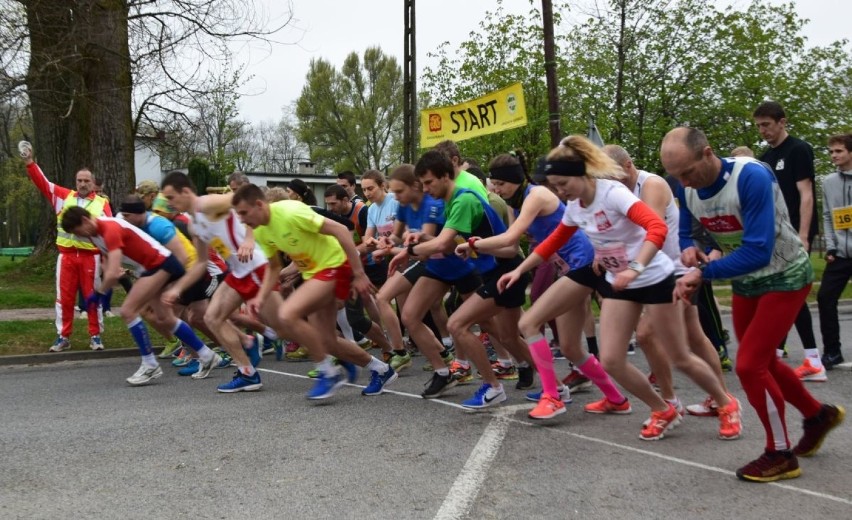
[420,82,528,148]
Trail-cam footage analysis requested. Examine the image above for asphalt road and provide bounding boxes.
[2,313,851,520]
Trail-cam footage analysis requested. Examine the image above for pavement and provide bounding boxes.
[1,311,852,519]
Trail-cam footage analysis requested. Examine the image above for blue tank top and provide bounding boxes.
[515,185,594,270]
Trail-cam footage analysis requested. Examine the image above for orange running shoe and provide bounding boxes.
[718,395,743,440]
[449,360,473,384]
[793,358,827,382]
[529,394,566,420]
[584,397,632,414]
[640,403,681,440]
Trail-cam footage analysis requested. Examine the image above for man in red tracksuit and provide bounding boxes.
[20,142,112,352]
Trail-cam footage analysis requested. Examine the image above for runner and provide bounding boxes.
[663,126,844,481]
[59,206,222,386]
[231,184,397,399]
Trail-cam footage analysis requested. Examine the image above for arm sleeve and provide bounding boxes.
[703,167,776,279]
[534,222,578,260]
[625,201,667,250]
[676,185,698,251]
[26,163,70,212]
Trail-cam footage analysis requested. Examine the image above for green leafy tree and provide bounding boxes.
[296,47,403,173]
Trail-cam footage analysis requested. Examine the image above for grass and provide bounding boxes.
[0,317,151,356]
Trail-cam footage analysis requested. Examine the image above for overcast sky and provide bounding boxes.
[233,0,851,124]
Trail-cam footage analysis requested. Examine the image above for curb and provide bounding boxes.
[0,346,164,367]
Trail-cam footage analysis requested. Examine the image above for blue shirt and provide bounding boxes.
[396,194,444,233]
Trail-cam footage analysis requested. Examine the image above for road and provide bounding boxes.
[2,313,851,519]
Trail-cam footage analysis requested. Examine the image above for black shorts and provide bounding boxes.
[402,261,426,285]
[565,263,605,291]
[141,255,184,284]
[179,273,225,306]
[476,257,529,309]
[598,274,676,305]
[421,268,482,296]
[365,260,388,287]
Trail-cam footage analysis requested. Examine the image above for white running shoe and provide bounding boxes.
[127,364,163,386]
[191,353,222,380]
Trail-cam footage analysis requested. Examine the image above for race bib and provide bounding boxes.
[832,206,852,230]
[377,222,394,238]
[549,255,570,276]
[290,253,316,272]
[594,242,628,273]
[209,237,231,260]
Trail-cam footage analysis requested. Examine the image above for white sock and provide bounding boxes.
[239,365,256,376]
[262,327,278,341]
[197,346,215,362]
[486,383,504,396]
[336,309,355,341]
[367,356,389,374]
[442,336,453,348]
[805,348,822,367]
[776,349,784,358]
[318,356,337,377]
[142,354,158,368]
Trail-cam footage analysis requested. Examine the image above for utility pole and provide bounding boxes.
[542,0,561,147]
[403,0,417,163]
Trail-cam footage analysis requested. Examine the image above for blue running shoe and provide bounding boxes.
[177,359,200,376]
[525,387,572,404]
[462,383,507,409]
[217,371,262,393]
[273,340,284,361]
[246,338,262,368]
[306,372,345,400]
[261,337,275,355]
[338,360,359,383]
[362,366,398,396]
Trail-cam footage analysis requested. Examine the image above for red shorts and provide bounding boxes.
[313,261,352,301]
[224,265,267,301]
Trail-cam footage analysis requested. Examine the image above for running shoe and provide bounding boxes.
[461,383,507,409]
[490,362,518,380]
[274,340,284,361]
[285,345,310,361]
[584,397,632,414]
[357,337,374,350]
[261,337,278,355]
[627,341,636,355]
[104,310,116,318]
[640,403,681,440]
[338,360,359,383]
[516,365,535,390]
[306,371,346,400]
[642,399,684,427]
[450,360,473,384]
[423,348,455,372]
[793,359,827,382]
[529,394,566,420]
[177,359,200,376]
[525,386,571,404]
[362,366,398,396]
[191,353,223,380]
[390,352,413,372]
[246,338,262,368]
[550,340,565,359]
[719,353,733,372]
[307,368,320,378]
[686,395,718,417]
[216,353,232,369]
[89,335,104,351]
[736,450,800,482]
[822,352,845,370]
[382,351,393,364]
[422,372,457,399]
[172,349,193,367]
[158,337,181,359]
[781,344,789,358]
[793,404,846,457]
[49,336,70,352]
[718,396,743,440]
[217,371,262,393]
[561,370,592,393]
[126,363,163,386]
[285,341,300,354]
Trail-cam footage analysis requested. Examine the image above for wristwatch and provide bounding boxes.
[627,261,646,274]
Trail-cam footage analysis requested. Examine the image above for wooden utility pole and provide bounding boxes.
[542,0,561,147]
[403,0,417,163]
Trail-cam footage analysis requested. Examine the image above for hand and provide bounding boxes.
[362,237,380,251]
[455,242,471,260]
[246,295,263,317]
[592,259,604,276]
[497,270,521,293]
[237,242,253,262]
[351,271,375,299]
[388,249,409,276]
[707,249,722,261]
[161,288,181,306]
[611,268,639,291]
[673,269,702,304]
[799,233,811,253]
[403,232,423,246]
[84,291,104,310]
[376,236,394,250]
[680,246,709,268]
[18,141,33,164]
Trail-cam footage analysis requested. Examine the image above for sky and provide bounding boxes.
[233,0,852,125]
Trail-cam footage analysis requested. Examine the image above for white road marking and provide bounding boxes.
[258,367,852,509]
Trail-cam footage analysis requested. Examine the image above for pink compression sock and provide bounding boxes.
[578,354,626,404]
[528,335,559,399]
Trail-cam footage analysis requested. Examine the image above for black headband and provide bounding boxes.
[543,159,586,177]
[120,201,146,214]
[489,164,525,184]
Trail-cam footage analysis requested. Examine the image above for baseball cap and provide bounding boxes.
[136,180,159,196]
[152,194,177,216]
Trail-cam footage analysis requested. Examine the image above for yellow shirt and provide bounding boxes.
[254,200,346,279]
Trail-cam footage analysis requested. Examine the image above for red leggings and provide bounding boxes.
[732,284,821,451]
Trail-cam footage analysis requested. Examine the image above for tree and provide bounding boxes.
[296,47,403,173]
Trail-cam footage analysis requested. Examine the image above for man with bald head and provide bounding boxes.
[662,126,844,483]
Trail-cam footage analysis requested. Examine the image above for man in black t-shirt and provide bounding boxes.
[753,101,822,378]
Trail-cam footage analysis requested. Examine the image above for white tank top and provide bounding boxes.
[191,208,267,278]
